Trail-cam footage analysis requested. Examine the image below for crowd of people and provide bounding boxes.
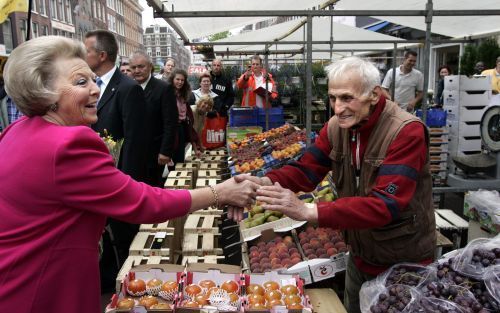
[1,29,500,313]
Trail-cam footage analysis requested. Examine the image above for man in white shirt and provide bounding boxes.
[382,50,424,112]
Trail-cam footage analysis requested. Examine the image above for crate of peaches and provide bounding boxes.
[176,264,244,312]
[296,225,349,282]
[241,229,313,284]
[243,271,312,312]
[106,265,185,312]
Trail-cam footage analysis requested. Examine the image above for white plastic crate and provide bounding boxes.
[444,105,487,123]
[442,90,491,107]
[444,75,491,91]
[448,135,482,152]
[447,120,481,137]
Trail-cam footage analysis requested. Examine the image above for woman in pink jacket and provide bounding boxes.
[0,36,258,313]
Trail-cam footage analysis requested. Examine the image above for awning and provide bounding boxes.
[365,21,390,32]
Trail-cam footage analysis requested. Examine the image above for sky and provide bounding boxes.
[139,0,168,29]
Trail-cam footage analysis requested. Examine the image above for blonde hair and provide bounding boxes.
[196,95,214,111]
[4,36,86,117]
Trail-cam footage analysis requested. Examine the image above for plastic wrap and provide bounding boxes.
[483,265,500,305]
[452,236,500,280]
[419,282,483,313]
[377,263,436,288]
[417,297,466,313]
[360,281,420,313]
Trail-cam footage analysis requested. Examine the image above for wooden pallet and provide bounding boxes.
[167,170,193,179]
[115,255,171,293]
[181,255,225,265]
[204,149,228,157]
[182,232,223,256]
[201,156,227,164]
[195,178,221,188]
[184,156,202,163]
[139,220,176,232]
[184,214,220,234]
[192,207,223,215]
[164,178,192,189]
[129,231,174,257]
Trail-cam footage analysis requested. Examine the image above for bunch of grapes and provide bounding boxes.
[418,297,465,313]
[369,285,413,313]
[470,248,500,268]
[421,282,489,313]
[385,265,430,287]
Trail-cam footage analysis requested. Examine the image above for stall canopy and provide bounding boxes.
[212,17,410,59]
[335,0,500,39]
[155,0,335,41]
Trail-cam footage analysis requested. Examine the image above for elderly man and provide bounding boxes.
[382,50,424,112]
[239,57,436,313]
[481,56,500,94]
[237,55,278,108]
[129,51,177,187]
[210,58,235,116]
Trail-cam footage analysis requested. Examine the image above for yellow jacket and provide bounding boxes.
[481,68,500,93]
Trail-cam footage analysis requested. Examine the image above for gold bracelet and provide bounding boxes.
[208,185,219,208]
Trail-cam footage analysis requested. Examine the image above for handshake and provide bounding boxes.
[216,175,318,223]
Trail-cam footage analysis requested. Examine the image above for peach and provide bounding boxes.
[271,258,281,265]
[338,246,348,253]
[323,242,335,249]
[311,241,322,250]
[278,252,290,259]
[261,262,272,270]
[307,254,318,259]
[334,242,346,250]
[327,248,338,256]
[306,226,315,233]
[271,263,282,270]
[298,232,307,240]
[260,257,270,264]
[283,235,293,243]
[302,243,312,250]
[316,248,327,255]
[288,247,298,254]
[258,251,268,258]
[249,250,260,258]
[290,252,301,259]
[249,246,258,252]
[304,249,315,255]
[291,256,302,264]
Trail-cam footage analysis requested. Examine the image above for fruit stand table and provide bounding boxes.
[305,288,347,313]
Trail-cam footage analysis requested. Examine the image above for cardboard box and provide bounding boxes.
[468,220,498,242]
[447,120,481,137]
[444,75,491,91]
[442,89,491,107]
[239,216,307,242]
[307,253,348,283]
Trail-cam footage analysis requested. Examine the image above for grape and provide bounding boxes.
[370,285,413,313]
[384,264,429,287]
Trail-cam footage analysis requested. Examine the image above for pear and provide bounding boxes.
[266,215,280,222]
[250,205,264,216]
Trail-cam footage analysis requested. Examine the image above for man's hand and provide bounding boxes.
[234,174,272,187]
[256,182,318,222]
[158,153,171,165]
[244,66,252,80]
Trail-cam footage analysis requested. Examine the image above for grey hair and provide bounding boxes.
[130,50,153,65]
[3,36,86,117]
[325,56,381,97]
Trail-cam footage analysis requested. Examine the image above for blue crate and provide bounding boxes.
[229,107,258,127]
[415,109,447,127]
[257,107,284,123]
[258,120,285,131]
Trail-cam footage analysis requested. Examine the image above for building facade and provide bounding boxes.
[0,0,143,63]
[143,24,191,71]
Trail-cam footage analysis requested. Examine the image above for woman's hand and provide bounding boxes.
[233,174,273,187]
[256,182,318,222]
[215,177,260,208]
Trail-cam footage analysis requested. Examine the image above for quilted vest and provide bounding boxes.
[326,100,436,266]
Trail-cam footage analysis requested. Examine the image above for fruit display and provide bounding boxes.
[248,235,303,272]
[368,284,415,313]
[297,226,347,260]
[234,158,265,173]
[245,280,304,310]
[178,279,242,310]
[230,124,295,152]
[242,203,285,228]
[271,143,302,160]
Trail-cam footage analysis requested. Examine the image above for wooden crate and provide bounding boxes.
[195,178,221,188]
[167,170,193,180]
[181,255,225,265]
[205,149,228,157]
[115,255,171,293]
[139,220,176,232]
[192,207,223,215]
[201,156,227,164]
[197,169,229,180]
[435,209,469,249]
[184,214,220,234]
[175,162,198,171]
[200,163,227,170]
[129,231,174,257]
[182,232,223,256]
[164,178,192,189]
[184,155,203,164]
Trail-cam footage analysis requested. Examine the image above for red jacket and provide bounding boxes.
[266,96,431,275]
[236,71,278,108]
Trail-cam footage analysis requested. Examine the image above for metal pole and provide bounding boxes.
[306,15,313,147]
[422,0,433,123]
[391,43,397,101]
[264,45,270,131]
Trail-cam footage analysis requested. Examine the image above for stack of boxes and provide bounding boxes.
[443,75,492,172]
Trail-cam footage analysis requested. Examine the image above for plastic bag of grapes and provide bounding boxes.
[417,297,467,313]
[419,282,489,313]
[452,237,500,280]
[360,282,420,313]
[377,263,436,288]
[484,265,500,304]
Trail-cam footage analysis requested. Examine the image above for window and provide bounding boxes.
[50,0,57,19]
[19,19,27,42]
[147,48,152,56]
[1,18,13,53]
[32,22,39,38]
[65,0,72,23]
[39,0,46,15]
[52,28,58,36]
[59,0,65,22]
[42,25,49,36]
[92,0,96,18]
[31,0,38,12]
[167,47,171,56]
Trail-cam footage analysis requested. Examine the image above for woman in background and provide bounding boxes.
[434,65,451,106]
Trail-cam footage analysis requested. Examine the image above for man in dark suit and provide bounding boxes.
[84,30,149,293]
[129,50,176,187]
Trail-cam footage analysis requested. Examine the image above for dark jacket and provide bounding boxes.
[91,69,149,182]
[327,100,436,266]
[210,71,235,116]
